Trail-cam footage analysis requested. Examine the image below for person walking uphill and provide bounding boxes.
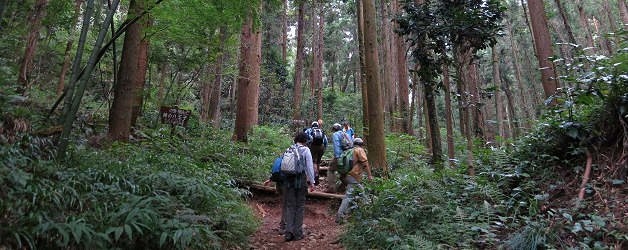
[336,138,372,224]
[281,132,315,242]
[305,121,328,182]
[328,123,343,193]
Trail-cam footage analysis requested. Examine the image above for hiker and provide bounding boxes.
[343,122,355,140]
[282,132,315,242]
[305,121,328,182]
[263,156,287,235]
[336,137,372,224]
[328,123,344,193]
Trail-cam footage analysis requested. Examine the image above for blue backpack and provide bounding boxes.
[270,157,284,182]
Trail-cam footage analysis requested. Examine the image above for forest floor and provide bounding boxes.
[246,182,345,250]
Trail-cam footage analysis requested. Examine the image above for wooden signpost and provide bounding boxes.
[160,106,191,135]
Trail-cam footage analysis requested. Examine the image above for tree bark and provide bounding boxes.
[424,81,442,166]
[357,0,368,141]
[310,1,319,96]
[553,0,577,45]
[619,0,628,25]
[248,3,263,127]
[502,81,519,138]
[234,15,256,142]
[57,0,83,97]
[443,64,455,166]
[492,46,505,146]
[603,0,619,50]
[17,0,48,94]
[58,0,119,157]
[293,2,305,121]
[507,19,534,125]
[131,14,153,127]
[577,0,596,51]
[282,0,288,61]
[200,63,212,122]
[468,62,484,140]
[208,29,228,129]
[362,0,387,173]
[109,0,144,142]
[317,4,324,120]
[381,0,395,132]
[528,0,559,98]
[156,64,167,120]
[393,0,411,135]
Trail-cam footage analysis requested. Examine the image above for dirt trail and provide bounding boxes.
[247,190,345,250]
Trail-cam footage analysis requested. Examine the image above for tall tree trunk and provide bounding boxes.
[58,0,119,157]
[423,87,432,151]
[131,14,153,127]
[393,0,411,134]
[57,0,82,96]
[553,0,577,45]
[357,0,368,140]
[380,0,394,131]
[17,0,48,94]
[408,72,417,136]
[109,0,144,142]
[603,0,618,49]
[503,82,519,138]
[208,29,228,128]
[528,0,559,98]
[577,0,596,51]
[317,4,324,120]
[507,20,534,125]
[293,2,305,121]
[200,63,213,122]
[282,0,288,61]
[492,46,505,146]
[594,13,614,55]
[363,0,387,173]
[520,0,538,58]
[443,64,455,166]
[156,64,167,121]
[310,1,319,96]
[424,81,442,166]
[468,62,484,140]
[233,14,256,142]
[248,3,263,127]
[619,0,628,25]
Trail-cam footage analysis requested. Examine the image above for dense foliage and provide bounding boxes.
[0,121,293,249]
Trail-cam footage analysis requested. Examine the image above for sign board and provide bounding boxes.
[160,106,191,126]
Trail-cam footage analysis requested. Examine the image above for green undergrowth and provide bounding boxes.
[0,125,292,249]
[339,162,510,249]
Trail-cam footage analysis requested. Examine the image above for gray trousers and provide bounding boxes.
[284,185,307,236]
[337,175,361,219]
[277,184,287,230]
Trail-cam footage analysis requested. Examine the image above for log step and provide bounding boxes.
[249,183,344,199]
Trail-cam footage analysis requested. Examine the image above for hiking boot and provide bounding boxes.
[284,232,294,242]
[293,232,307,241]
[335,215,344,224]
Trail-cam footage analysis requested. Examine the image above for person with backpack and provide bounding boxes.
[343,122,355,140]
[281,132,315,242]
[263,157,288,235]
[304,121,328,181]
[335,137,372,224]
[328,123,343,193]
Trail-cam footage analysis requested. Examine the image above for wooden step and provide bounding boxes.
[249,183,344,199]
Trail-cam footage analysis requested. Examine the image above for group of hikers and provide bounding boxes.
[263,120,373,242]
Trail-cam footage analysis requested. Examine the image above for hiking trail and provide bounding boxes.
[247,163,345,250]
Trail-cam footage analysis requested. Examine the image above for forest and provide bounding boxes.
[1,0,627,249]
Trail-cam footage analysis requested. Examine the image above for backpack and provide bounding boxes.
[341,131,353,150]
[280,144,305,176]
[311,128,324,145]
[270,157,284,182]
[337,147,355,175]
